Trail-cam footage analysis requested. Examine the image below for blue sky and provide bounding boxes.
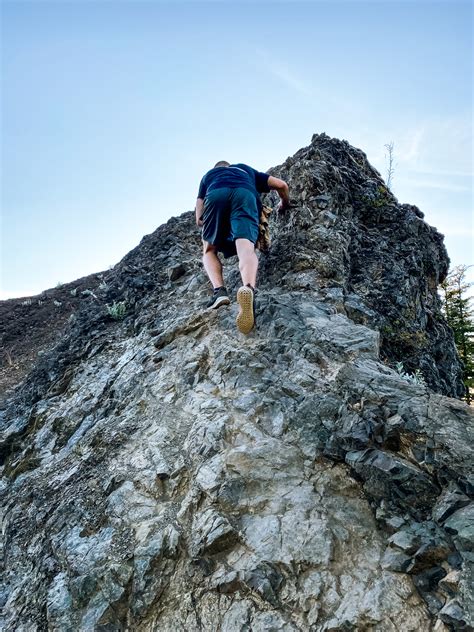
[1,0,472,299]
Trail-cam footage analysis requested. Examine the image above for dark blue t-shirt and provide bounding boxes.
[198,163,270,199]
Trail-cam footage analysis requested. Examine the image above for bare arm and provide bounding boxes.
[195,198,204,226]
[267,175,290,211]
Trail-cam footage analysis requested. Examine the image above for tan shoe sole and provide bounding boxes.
[236,286,255,334]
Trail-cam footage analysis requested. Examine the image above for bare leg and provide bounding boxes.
[202,241,225,288]
[235,238,258,288]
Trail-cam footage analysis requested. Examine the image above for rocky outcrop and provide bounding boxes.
[0,133,472,631]
[262,134,463,397]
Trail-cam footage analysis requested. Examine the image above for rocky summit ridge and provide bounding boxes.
[0,133,473,631]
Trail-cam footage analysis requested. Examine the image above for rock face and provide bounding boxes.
[1,133,472,631]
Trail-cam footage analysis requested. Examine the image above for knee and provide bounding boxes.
[203,242,218,256]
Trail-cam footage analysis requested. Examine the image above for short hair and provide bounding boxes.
[214,160,230,168]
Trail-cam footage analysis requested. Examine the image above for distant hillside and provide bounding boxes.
[0,272,112,399]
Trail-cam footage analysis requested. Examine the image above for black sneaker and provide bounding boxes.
[206,286,231,309]
[236,284,256,334]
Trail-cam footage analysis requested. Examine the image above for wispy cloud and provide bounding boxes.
[404,127,424,161]
[269,66,312,95]
[401,113,471,173]
[254,47,313,96]
[366,113,472,202]
[410,167,472,178]
[397,177,471,192]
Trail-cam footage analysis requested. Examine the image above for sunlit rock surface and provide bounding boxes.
[1,134,472,631]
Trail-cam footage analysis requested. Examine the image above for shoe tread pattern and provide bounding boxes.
[236,287,254,334]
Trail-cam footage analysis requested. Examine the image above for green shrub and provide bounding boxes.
[396,362,426,386]
[106,301,126,320]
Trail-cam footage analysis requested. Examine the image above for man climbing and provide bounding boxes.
[195,161,290,334]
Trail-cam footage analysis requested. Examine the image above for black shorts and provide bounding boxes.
[202,187,259,258]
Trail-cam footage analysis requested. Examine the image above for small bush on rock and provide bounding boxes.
[106,301,126,320]
[396,362,426,386]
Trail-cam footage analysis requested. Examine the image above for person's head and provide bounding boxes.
[214,160,230,168]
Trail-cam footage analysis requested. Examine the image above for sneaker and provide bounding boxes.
[236,285,255,334]
[206,286,231,309]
